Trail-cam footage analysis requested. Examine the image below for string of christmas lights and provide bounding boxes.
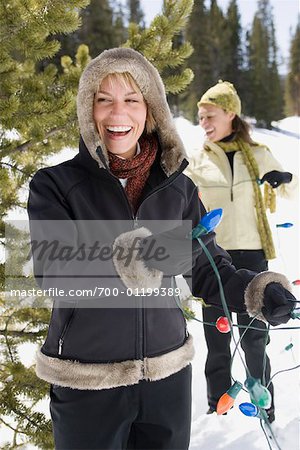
[174,209,300,450]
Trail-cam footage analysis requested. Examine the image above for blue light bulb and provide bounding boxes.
[276,222,293,228]
[191,208,223,239]
[239,402,261,418]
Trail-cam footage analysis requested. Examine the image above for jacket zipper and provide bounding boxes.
[113,180,144,359]
[102,150,185,362]
[58,308,76,356]
[133,169,184,362]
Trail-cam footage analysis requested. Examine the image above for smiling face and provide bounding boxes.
[93,74,148,159]
[198,104,235,142]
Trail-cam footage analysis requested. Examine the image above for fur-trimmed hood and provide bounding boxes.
[76,47,187,176]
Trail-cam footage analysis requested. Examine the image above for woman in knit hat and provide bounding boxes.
[185,80,298,423]
[28,53,296,449]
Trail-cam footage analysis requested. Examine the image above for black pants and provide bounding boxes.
[50,365,192,450]
[203,250,274,411]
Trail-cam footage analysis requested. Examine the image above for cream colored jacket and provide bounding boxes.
[185,140,298,251]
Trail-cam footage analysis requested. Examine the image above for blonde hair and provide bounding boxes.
[98,72,156,135]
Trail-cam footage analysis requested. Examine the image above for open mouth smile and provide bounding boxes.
[106,126,133,137]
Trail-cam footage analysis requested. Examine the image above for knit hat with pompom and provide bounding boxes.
[197,80,241,115]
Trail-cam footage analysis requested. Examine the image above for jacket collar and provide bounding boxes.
[78,134,188,178]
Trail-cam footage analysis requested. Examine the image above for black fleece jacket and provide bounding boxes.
[28,138,254,364]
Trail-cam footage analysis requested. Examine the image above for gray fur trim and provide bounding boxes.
[35,336,194,390]
[36,350,143,390]
[77,48,187,175]
[144,335,194,381]
[244,271,292,323]
[112,227,163,291]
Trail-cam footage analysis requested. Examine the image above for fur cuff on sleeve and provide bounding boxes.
[112,227,163,292]
[244,271,292,322]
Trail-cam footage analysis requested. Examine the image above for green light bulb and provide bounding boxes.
[245,377,271,409]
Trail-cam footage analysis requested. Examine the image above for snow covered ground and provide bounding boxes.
[1,117,299,449]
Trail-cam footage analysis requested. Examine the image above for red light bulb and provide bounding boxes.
[216,316,230,333]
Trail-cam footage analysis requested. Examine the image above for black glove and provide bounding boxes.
[262,282,296,326]
[260,170,292,188]
[139,225,214,276]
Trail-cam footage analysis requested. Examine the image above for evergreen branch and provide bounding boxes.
[4,331,14,364]
[6,404,42,433]
[164,68,194,94]
[0,162,28,175]
[124,0,194,93]
[8,121,77,154]
[0,416,26,435]
[0,329,45,338]
[12,397,42,447]
[3,311,18,363]
[0,3,89,446]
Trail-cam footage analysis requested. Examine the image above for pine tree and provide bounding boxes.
[124,0,194,94]
[127,0,145,27]
[179,0,227,122]
[223,0,243,86]
[180,0,211,122]
[52,0,127,64]
[1,1,195,446]
[0,1,92,223]
[0,1,90,446]
[247,15,270,123]
[207,0,227,81]
[268,19,283,121]
[112,1,128,45]
[246,0,283,127]
[179,0,243,123]
[78,0,126,57]
[285,17,300,116]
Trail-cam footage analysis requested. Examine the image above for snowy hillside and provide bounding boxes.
[1,117,299,449]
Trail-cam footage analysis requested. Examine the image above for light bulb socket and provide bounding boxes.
[191,223,208,239]
[227,381,243,399]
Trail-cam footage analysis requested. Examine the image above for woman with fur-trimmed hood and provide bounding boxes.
[28,49,296,449]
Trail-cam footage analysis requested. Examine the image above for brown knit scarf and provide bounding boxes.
[108,134,158,214]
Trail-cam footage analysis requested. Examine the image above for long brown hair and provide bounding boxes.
[233,116,255,144]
